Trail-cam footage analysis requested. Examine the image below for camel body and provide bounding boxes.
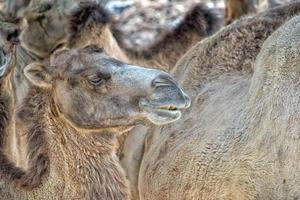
[119,2,300,199]
[137,12,300,200]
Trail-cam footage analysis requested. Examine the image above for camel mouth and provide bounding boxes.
[139,99,183,125]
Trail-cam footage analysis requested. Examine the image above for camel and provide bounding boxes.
[0,0,220,184]
[225,0,257,25]
[116,2,300,199]
[0,45,190,200]
[173,1,300,94]
[137,14,300,200]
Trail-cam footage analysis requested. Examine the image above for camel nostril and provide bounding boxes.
[152,74,176,88]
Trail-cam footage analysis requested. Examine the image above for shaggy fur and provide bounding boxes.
[0,45,190,199]
[138,15,300,200]
[0,85,49,191]
[117,2,300,199]
[0,56,130,200]
[136,7,300,200]
[173,1,300,94]
[4,87,129,199]
[16,88,49,189]
[0,86,24,183]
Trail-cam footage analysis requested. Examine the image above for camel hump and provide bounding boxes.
[256,16,300,74]
[247,16,300,104]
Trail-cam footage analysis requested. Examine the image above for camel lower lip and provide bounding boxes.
[139,100,182,125]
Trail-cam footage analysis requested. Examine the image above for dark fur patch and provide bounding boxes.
[0,87,9,147]
[16,88,49,189]
[66,2,112,45]
[0,85,25,184]
[0,86,49,190]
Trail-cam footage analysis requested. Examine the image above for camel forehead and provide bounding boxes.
[50,47,113,75]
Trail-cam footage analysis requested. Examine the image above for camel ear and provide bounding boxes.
[24,62,52,88]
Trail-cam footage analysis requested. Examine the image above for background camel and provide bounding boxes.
[1,8,91,171]
[138,14,300,200]
[117,2,300,199]
[173,1,300,95]
[0,45,190,199]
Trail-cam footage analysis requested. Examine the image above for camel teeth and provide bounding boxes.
[158,106,178,111]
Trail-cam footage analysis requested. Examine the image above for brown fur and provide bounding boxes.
[0,86,24,184]
[0,40,48,190]
[0,44,190,199]
[118,2,300,199]
[14,87,129,199]
[139,15,300,200]
[16,88,49,189]
[134,3,300,199]
[0,15,25,189]
[173,1,300,93]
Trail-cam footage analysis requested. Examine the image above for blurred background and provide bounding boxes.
[0,0,294,49]
[108,0,224,48]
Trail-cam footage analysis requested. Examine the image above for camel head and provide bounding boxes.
[19,0,114,59]
[23,46,191,131]
[19,0,68,58]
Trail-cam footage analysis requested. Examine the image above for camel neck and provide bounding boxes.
[19,92,130,199]
[47,115,130,199]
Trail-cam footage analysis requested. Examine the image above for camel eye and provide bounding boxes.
[88,78,104,86]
